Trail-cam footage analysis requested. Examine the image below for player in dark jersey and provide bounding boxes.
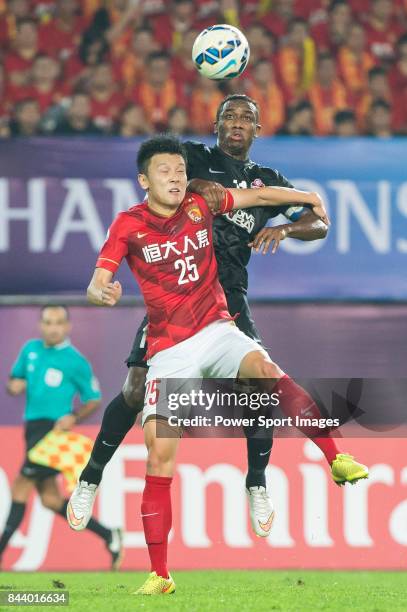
[77,96,366,537]
[67,137,366,595]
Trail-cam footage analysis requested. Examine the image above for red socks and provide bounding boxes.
[141,474,173,579]
[274,375,339,465]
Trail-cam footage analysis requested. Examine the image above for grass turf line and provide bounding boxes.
[0,570,406,611]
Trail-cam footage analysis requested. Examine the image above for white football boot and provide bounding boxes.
[246,486,275,537]
[67,481,98,531]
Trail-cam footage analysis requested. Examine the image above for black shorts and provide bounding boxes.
[125,290,263,368]
[20,419,60,481]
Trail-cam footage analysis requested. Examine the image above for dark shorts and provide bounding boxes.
[125,290,263,368]
[20,419,60,481]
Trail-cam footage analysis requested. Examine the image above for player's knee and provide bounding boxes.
[251,357,283,379]
[122,367,146,410]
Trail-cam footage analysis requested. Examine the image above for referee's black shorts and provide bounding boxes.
[125,290,263,368]
[20,419,60,481]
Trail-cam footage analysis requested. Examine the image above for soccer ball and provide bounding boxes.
[192,24,250,80]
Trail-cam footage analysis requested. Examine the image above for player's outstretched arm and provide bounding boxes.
[229,186,330,225]
[87,268,122,307]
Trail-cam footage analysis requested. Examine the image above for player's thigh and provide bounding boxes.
[122,366,147,408]
[238,349,285,380]
[143,342,201,426]
[201,321,267,378]
[10,473,35,502]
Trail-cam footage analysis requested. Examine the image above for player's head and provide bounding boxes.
[215,94,260,159]
[137,135,188,210]
[39,305,70,346]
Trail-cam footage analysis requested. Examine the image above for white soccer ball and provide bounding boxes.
[192,24,250,80]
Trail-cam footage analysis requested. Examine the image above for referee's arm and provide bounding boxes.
[6,378,26,395]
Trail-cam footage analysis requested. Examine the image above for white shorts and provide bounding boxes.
[142,320,268,425]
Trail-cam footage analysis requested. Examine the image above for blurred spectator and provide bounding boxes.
[312,0,351,54]
[262,0,296,38]
[151,0,198,52]
[246,59,285,135]
[26,54,64,113]
[389,33,407,93]
[278,100,314,135]
[131,51,186,131]
[53,92,102,135]
[90,0,142,61]
[366,99,393,137]
[337,22,375,99]
[116,26,160,95]
[171,29,199,91]
[245,24,275,65]
[10,97,41,135]
[277,18,316,103]
[0,0,30,51]
[364,0,404,62]
[88,62,125,132]
[334,109,358,136]
[190,74,223,134]
[4,17,40,88]
[1,0,406,138]
[0,62,8,119]
[358,66,406,133]
[38,0,88,62]
[308,52,348,135]
[116,103,152,137]
[65,31,109,92]
[167,105,190,136]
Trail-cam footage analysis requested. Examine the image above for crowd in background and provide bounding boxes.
[1,0,407,138]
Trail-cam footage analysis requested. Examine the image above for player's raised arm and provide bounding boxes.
[87,268,122,307]
[229,186,330,225]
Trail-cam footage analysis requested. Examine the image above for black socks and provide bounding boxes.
[80,392,139,486]
[245,437,273,489]
[0,501,26,556]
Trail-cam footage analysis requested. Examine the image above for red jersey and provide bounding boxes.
[96,192,234,358]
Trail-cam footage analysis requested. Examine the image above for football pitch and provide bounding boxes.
[1,570,406,611]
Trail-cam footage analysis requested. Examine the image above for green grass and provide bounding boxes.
[0,571,406,612]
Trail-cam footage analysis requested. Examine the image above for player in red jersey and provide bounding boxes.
[67,136,367,595]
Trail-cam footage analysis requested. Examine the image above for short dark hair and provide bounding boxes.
[15,98,39,113]
[137,135,188,174]
[216,94,259,122]
[41,305,69,320]
[368,66,387,80]
[287,17,308,33]
[146,50,171,65]
[334,109,356,125]
[397,33,407,48]
[328,0,348,13]
[318,51,334,63]
[370,99,391,112]
[16,17,37,30]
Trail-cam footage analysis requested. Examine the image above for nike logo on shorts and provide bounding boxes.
[209,168,225,174]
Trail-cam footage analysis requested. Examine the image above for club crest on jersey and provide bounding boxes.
[185,201,203,224]
[251,178,265,189]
